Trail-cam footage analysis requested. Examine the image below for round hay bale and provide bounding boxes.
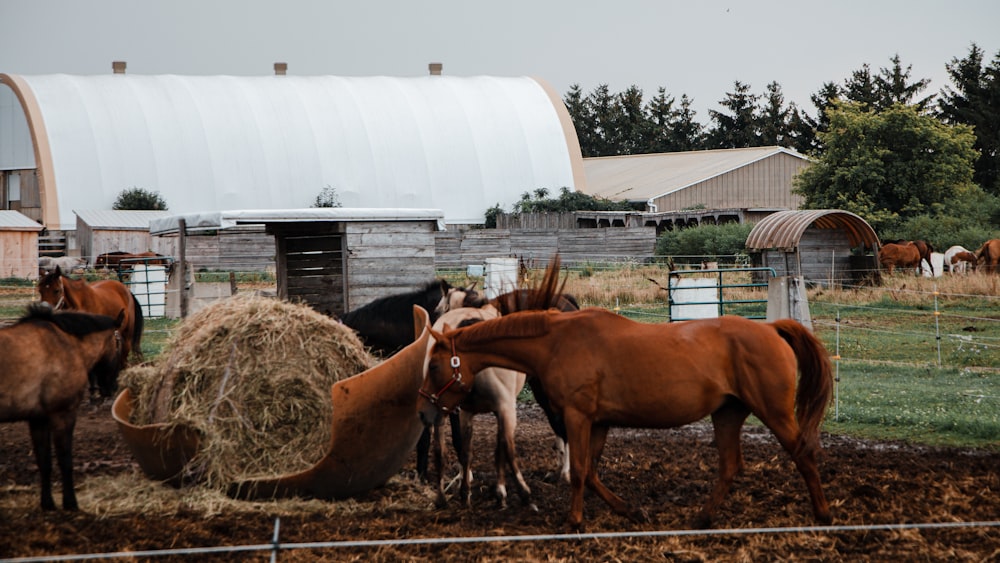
[120,294,376,490]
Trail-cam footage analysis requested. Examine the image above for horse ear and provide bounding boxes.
[54,265,63,276]
[439,279,452,292]
[465,281,478,291]
[429,327,446,343]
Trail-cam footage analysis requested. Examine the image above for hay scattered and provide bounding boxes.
[120,294,376,490]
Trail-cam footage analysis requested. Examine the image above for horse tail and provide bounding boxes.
[770,319,833,458]
[131,292,145,362]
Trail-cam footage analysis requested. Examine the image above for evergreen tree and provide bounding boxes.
[706,81,761,148]
[938,43,1000,195]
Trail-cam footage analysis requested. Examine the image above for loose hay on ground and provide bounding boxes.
[120,294,376,490]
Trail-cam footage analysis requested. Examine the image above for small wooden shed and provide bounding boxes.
[0,210,43,279]
[150,208,445,317]
[745,210,880,288]
[75,210,174,264]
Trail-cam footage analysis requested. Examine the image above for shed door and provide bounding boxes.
[276,233,346,317]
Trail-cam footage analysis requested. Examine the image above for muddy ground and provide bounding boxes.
[1,401,998,562]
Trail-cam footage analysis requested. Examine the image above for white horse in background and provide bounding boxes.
[943,245,978,274]
[38,256,86,275]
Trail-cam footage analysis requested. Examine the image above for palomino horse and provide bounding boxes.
[37,267,144,375]
[943,245,978,274]
[976,239,1000,274]
[426,306,534,510]
[420,309,834,529]
[435,262,580,483]
[0,304,123,510]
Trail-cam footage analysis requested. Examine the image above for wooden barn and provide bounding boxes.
[0,210,42,279]
[580,146,810,213]
[745,209,880,288]
[150,208,445,317]
[75,210,174,265]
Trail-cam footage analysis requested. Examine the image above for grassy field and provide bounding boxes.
[5,265,999,449]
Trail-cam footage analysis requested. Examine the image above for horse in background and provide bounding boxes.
[420,308,834,529]
[0,304,123,510]
[37,267,144,375]
[426,306,535,510]
[38,256,87,276]
[886,239,935,276]
[943,245,978,274]
[879,242,923,276]
[976,239,1000,274]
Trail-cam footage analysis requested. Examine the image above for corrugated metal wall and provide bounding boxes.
[651,152,807,212]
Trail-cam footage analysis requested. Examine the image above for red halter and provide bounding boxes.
[419,339,465,413]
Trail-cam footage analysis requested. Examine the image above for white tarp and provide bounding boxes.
[12,74,580,229]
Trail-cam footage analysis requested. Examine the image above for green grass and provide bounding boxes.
[824,363,999,448]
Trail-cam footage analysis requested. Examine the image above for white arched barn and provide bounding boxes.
[0,68,585,233]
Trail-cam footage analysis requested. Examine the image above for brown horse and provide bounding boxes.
[879,242,923,275]
[420,309,833,529]
[0,303,123,510]
[976,239,1000,274]
[37,267,144,373]
[427,306,534,510]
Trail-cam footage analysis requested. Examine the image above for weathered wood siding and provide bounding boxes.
[435,227,656,268]
[84,230,157,263]
[650,152,807,212]
[345,221,437,310]
[271,223,345,316]
[759,228,856,288]
[0,230,38,279]
[168,228,275,271]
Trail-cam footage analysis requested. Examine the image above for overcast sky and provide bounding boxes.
[1,0,998,123]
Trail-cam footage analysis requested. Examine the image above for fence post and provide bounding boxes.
[766,276,812,329]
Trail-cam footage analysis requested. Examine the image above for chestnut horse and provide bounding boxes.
[976,239,1000,274]
[420,309,833,529]
[427,306,534,510]
[0,304,122,510]
[879,242,923,275]
[37,267,144,375]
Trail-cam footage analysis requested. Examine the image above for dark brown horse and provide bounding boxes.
[95,251,170,272]
[37,267,144,374]
[420,309,834,529]
[0,304,123,510]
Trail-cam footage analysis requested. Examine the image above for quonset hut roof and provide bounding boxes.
[1,72,585,229]
[745,209,880,252]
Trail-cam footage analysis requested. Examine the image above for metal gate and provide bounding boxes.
[667,267,775,322]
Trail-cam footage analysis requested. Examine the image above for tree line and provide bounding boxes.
[562,43,1000,249]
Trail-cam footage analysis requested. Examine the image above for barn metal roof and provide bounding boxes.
[149,207,446,236]
[581,146,809,202]
[745,209,879,252]
[2,73,584,229]
[0,210,42,231]
[74,209,174,230]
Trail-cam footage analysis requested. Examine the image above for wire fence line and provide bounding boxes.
[3,518,999,563]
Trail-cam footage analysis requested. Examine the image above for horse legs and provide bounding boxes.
[494,406,535,511]
[52,414,79,511]
[458,410,475,508]
[28,418,56,510]
[583,424,642,522]
[757,411,832,524]
[696,401,750,528]
[431,418,447,508]
[564,409,592,529]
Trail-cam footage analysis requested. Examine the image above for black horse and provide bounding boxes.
[338,279,486,479]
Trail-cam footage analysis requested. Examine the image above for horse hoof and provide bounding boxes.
[527,502,539,513]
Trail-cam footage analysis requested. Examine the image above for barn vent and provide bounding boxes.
[274,62,288,75]
[428,62,443,76]
[112,61,126,74]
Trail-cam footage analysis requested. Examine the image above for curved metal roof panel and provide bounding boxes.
[745,209,879,251]
[7,73,581,229]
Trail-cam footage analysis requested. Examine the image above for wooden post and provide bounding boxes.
[178,219,188,318]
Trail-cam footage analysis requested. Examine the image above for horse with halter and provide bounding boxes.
[337,278,486,480]
[0,304,123,510]
[420,299,834,529]
[434,257,580,483]
[37,267,144,378]
[426,306,535,510]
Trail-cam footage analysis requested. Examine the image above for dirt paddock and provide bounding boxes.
[1,402,997,561]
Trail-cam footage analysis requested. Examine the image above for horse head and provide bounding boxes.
[37,266,68,309]
[91,311,126,398]
[419,325,475,425]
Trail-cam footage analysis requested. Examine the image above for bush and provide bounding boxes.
[655,222,753,263]
[312,185,342,208]
[113,187,168,210]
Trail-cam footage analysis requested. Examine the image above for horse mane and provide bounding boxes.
[492,254,569,315]
[19,302,117,336]
[456,310,551,347]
